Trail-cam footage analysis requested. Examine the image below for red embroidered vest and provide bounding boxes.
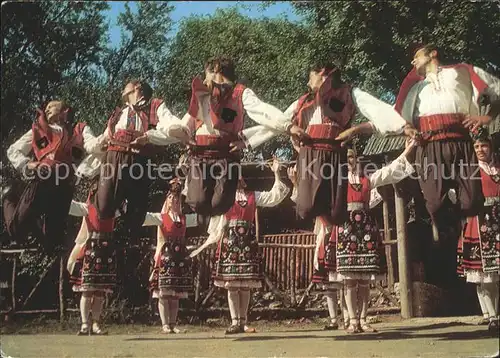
[225,191,256,222]
[31,110,86,165]
[188,76,245,140]
[480,165,500,198]
[347,175,371,204]
[293,79,356,140]
[160,213,186,238]
[107,98,164,155]
[86,202,115,233]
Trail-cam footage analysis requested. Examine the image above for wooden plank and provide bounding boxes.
[394,186,413,318]
[383,200,395,292]
[11,255,17,313]
[290,248,296,306]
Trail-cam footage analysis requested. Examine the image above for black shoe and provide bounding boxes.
[225,325,243,335]
[324,323,339,330]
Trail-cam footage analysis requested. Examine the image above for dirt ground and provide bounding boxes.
[1,316,499,358]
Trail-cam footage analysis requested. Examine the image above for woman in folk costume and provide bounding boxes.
[306,139,415,334]
[190,159,290,334]
[144,178,197,334]
[456,132,499,333]
[67,179,126,336]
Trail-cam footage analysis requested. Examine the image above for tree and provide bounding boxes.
[290,1,500,97]
[1,1,109,144]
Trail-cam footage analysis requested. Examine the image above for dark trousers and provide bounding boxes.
[184,157,240,216]
[3,167,74,252]
[295,146,348,225]
[92,150,151,242]
[414,139,484,231]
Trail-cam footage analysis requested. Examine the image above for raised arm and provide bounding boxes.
[367,139,416,189]
[255,159,290,207]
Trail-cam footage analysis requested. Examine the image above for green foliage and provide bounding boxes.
[1,1,109,142]
[290,1,500,97]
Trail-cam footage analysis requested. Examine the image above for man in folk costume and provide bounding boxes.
[456,132,499,333]
[144,178,197,334]
[2,100,106,253]
[89,80,189,244]
[190,159,290,334]
[394,43,500,237]
[284,61,409,225]
[163,56,294,238]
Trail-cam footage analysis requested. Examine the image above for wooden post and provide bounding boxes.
[394,185,413,318]
[12,255,17,314]
[383,200,395,292]
[59,256,65,323]
[194,265,202,310]
[255,208,260,242]
[290,248,297,306]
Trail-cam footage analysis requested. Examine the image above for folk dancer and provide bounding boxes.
[87,80,189,245]
[394,43,499,236]
[3,101,106,253]
[456,132,499,333]
[144,179,197,334]
[190,159,290,334]
[161,56,294,249]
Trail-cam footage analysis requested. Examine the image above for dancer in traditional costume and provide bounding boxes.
[88,80,189,245]
[143,179,197,334]
[191,159,289,334]
[335,140,416,334]
[394,43,499,235]
[67,179,125,336]
[67,179,192,335]
[290,138,416,333]
[169,56,291,219]
[2,101,106,253]
[456,133,499,333]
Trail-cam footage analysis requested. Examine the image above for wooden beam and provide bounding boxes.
[11,255,17,314]
[383,199,395,292]
[394,185,413,318]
